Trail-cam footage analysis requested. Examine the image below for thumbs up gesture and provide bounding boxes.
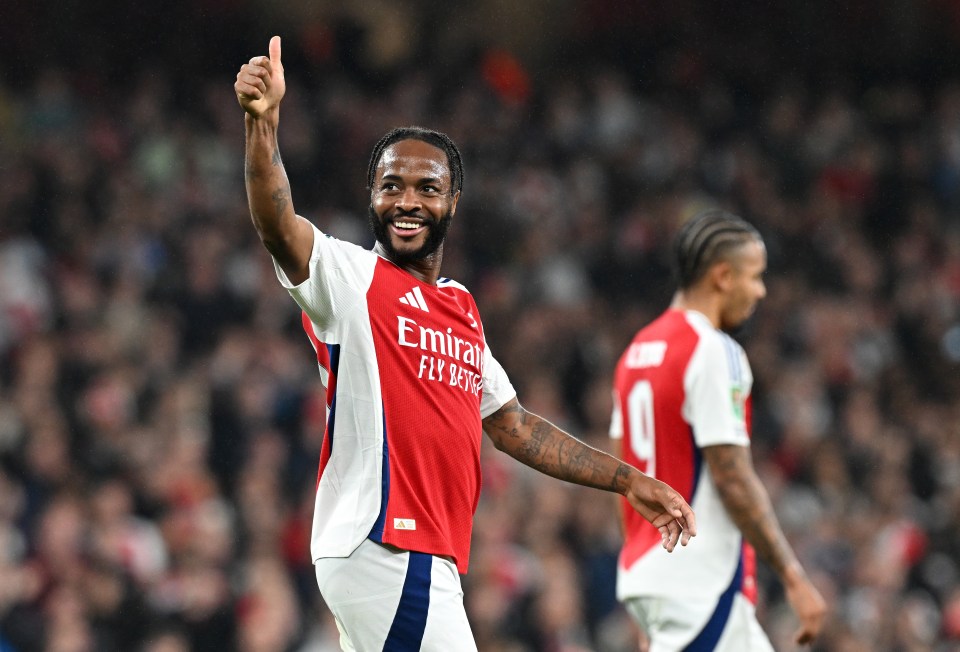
[235,36,285,119]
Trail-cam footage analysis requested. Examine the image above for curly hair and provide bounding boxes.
[366,126,463,195]
[674,209,762,288]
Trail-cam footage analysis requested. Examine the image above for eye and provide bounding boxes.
[421,185,439,194]
[381,182,400,192]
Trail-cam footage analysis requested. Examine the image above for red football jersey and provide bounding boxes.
[611,309,757,602]
[281,224,516,573]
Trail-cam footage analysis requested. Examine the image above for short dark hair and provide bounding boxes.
[366,126,464,195]
[674,209,762,289]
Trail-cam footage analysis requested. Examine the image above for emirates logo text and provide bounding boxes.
[397,316,483,396]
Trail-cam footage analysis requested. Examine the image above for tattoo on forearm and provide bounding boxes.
[271,188,289,219]
[244,158,259,180]
[613,462,631,492]
[559,437,594,482]
[517,420,550,460]
[244,142,281,180]
[486,402,621,491]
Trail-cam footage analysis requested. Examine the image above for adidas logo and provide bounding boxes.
[399,286,429,312]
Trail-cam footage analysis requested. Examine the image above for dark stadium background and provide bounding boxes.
[2,0,960,650]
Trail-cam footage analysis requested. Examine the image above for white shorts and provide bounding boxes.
[624,592,773,652]
[314,538,477,651]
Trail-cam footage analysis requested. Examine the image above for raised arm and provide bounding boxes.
[702,444,826,644]
[235,36,314,285]
[482,397,696,551]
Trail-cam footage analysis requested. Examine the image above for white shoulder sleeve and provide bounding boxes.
[683,331,751,448]
[609,389,623,439]
[479,342,517,419]
[273,222,377,334]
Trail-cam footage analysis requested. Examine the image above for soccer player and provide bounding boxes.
[234,36,696,651]
[609,210,826,650]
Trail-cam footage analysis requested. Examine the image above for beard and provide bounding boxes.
[368,205,452,263]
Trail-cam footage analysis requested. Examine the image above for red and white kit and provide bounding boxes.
[276,224,517,573]
[611,309,768,650]
[275,224,516,649]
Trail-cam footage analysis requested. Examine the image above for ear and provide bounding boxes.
[710,260,735,292]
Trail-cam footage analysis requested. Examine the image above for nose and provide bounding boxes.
[396,187,422,212]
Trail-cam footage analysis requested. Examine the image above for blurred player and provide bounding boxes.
[234,36,696,651]
[610,210,826,650]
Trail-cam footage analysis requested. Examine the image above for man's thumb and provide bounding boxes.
[269,35,282,65]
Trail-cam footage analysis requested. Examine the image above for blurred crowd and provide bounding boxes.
[2,1,960,651]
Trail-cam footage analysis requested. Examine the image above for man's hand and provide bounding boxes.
[624,475,697,552]
[784,572,827,645]
[235,35,285,119]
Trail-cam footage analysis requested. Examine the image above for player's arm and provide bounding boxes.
[235,35,313,285]
[606,394,628,536]
[610,437,628,536]
[702,444,827,644]
[483,397,696,551]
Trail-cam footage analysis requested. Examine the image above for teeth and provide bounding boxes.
[395,221,421,229]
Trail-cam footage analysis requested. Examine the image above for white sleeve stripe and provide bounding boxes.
[683,329,751,448]
[609,390,623,439]
[721,335,742,384]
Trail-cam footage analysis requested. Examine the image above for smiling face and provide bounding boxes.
[718,238,767,331]
[369,139,460,265]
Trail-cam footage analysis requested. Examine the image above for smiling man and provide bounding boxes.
[366,137,456,268]
[234,36,696,651]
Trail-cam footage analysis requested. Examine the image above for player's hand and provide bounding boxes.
[785,574,826,645]
[236,35,285,119]
[624,475,696,552]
